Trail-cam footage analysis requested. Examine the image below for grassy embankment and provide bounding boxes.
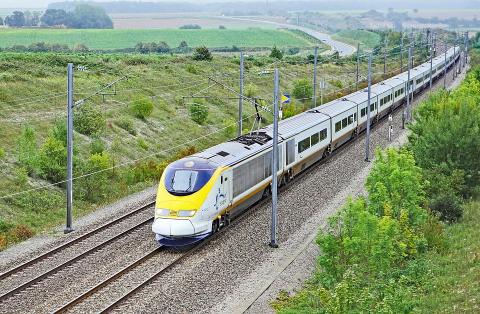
[0,28,317,50]
[332,29,381,50]
[272,48,480,313]
[0,32,429,250]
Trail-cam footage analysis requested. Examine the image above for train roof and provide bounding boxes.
[193,132,271,167]
[371,81,395,94]
[264,109,330,139]
[382,76,406,87]
[343,89,372,104]
[314,98,357,117]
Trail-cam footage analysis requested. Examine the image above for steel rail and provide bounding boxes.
[0,216,154,302]
[0,202,155,281]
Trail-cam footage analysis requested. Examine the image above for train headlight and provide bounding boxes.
[177,210,196,217]
[156,208,170,216]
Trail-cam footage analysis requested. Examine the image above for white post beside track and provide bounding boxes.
[65,63,74,234]
[365,54,372,162]
[238,51,244,137]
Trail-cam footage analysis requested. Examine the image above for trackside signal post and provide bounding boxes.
[270,68,280,249]
[313,47,318,107]
[65,63,74,233]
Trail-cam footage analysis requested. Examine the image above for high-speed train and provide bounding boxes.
[152,46,461,246]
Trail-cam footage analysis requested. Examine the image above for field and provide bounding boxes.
[332,29,381,50]
[110,13,285,29]
[0,28,315,50]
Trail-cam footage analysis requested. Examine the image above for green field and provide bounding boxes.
[0,28,314,49]
[332,29,381,50]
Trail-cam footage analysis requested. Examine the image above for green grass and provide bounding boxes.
[0,28,315,50]
[332,29,381,50]
[413,201,480,313]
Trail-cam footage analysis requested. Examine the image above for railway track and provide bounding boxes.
[0,201,155,303]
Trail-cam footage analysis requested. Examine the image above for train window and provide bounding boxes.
[298,137,311,153]
[164,158,216,196]
[335,121,341,132]
[370,103,375,111]
[342,118,348,128]
[320,128,327,141]
[348,115,354,125]
[361,107,366,117]
[311,133,320,146]
[380,98,384,106]
[354,113,357,121]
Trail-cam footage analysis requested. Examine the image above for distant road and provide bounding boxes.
[217,16,357,56]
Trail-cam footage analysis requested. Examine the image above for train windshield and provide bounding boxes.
[164,158,216,196]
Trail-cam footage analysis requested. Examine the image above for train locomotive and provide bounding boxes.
[152,46,461,246]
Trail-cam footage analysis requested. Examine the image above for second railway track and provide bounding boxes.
[0,201,155,303]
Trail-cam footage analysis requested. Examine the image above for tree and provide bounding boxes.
[40,9,67,27]
[193,46,213,61]
[65,4,113,29]
[270,46,283,59]
[5,11,25,27]
[0,17,3,26]
[292,78,313,100]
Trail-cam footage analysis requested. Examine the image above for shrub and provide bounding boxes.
[131,99,154,120]
[179,24,201,29]
[222,118,237,138]
[75,152,111,202]
[74,104,105,136]
[0,235,7,251]
[367,148,427,227]
[90,137,105,154]
[219,25,226,29]
[429,193,463,223]
[287,47,300,55]
[10,225,34,241]
[189,102,209,124]
[137,139,149,150]
[38,136,67,183]
[17,126,39,174]
[244,83,258,98]
[115,118,136,135]
[282,102,301,119]
[0,147,4,159]
[193,46,213,61]
[185,64,199,74]
[270,46,283,59]
[292,78,313,100]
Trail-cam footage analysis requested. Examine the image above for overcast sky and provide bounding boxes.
[1,0,475,9]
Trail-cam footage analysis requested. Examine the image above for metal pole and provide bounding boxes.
[356,43,360,89]
[429,41,433,90]
[444,42,447,89]
[465,32,468,66]
[365,54,372,162]
[269,68,279,249]
[65,63,74,234]
[238,51,244,137]
[383,37,387,75]
[452,41,456,79]
[433,33,437,56]
[320,78,324,105]
[400,34,404,71]
[407,47,412,122]
[313,46,318,107]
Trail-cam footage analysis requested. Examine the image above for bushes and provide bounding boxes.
[74,103,105,135]
[292,78,313,100]
[193,46,213,61]
[131,99,154,120]
[189,102,209,124]
[115,118,136,135]
[270,46,283,59]
[274,148,433,313]
[75,152,111,202]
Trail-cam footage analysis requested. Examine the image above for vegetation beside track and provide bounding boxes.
[0,31,454,250]
[272,48,480,313]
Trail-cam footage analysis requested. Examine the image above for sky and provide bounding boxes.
[0,0,474,9]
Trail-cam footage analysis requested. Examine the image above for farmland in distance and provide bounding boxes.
[0,28,315,50]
